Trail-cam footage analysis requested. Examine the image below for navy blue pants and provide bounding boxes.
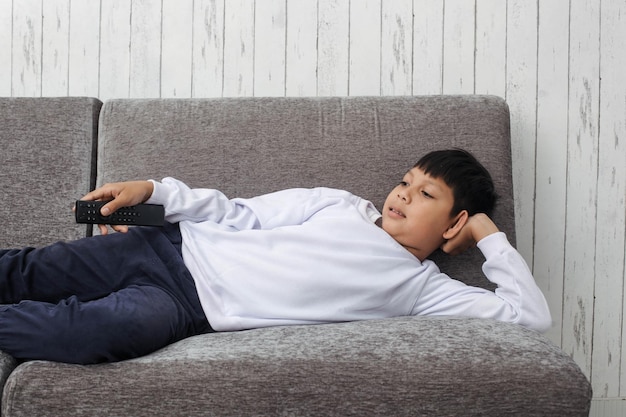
[0,223,212,364]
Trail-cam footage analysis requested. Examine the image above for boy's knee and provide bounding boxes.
[62,286,183,363]
[0,286,185,364]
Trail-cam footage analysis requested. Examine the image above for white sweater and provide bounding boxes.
[147,177,552,333]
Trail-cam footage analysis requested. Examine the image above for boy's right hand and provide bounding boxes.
[77,181,154,235]
[440,213,499,256]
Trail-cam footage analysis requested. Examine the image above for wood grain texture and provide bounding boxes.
[349,0,381,96]
[563,0,600,380]
[100,0,131,100]
[534,0,570,349]
[594,0,626,399]
[191,0,224,98]
[254,0,286,97]
[0,1,12,95]
[68,0,100,96]
[223,0,254,97]
[42,0,69,96]
[12,0,42,96]
[161,0,193,98]
[380,0,412,95]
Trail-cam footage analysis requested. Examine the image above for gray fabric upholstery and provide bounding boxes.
[3,318,590,416]
[0,353,16,412]
[97,96,512,289]
[0,97,101,411]
[0,97,102,247]
[0,96,591,416]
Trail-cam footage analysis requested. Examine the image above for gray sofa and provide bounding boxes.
[0,96,591,416]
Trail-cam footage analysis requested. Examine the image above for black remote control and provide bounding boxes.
[75,200,165,227]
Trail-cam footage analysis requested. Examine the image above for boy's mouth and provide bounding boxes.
[388,207,406,218]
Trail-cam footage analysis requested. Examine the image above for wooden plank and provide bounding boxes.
[317,0,349,96]
[412,0,443,95]
[590,399,626,417]
[100,0,131,100]
[12,0,42,96]
[191,0,224,98]
[285,0,317,96]
[223,0,254,97]
[442,0,474,94]
[533,0,569,347]
[130,0,162,98]
[68,0,100,96]
[254,0,286,97]
[0,1,11,95]
[349,0,381,96]
[562,0,600,379]
[593,0,626,398]
[41,0,69,96]
[474,0,505,96]
[380,0,412,95]
[161,0,193,98]
[505,0,537,266]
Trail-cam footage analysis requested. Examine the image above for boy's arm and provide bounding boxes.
[145,177,350,229]
[79,177,339,232]
[414,214,552,333]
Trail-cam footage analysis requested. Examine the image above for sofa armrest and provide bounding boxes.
[0,97,102,248]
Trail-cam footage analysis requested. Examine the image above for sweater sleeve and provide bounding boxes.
[412,232,552,333]
[146,177,352,230]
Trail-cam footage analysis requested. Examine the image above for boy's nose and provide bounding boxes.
[398,191,410,203]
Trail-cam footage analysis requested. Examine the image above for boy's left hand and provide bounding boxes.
[440,213,499,256]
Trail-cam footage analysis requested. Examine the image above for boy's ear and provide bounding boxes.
[442,210,469,240]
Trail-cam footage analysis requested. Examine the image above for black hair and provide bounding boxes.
[414,149,498,217]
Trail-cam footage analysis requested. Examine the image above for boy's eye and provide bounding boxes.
[399,181,409,186]
[422,191,433,198]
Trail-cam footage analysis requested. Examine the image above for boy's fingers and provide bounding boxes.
[440,240,454,254]
[78,181,153,217]
[440,238,471,256]
[99,191,136,216]
[80,186,115,202]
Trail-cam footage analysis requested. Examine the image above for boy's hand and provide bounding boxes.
[75,181,154,235]
[440,213,499,256]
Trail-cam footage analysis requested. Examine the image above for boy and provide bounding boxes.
[0,149,551,364]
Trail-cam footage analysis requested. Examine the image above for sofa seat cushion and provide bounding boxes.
[2,317,591,417]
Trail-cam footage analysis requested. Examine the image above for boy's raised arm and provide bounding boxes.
[416,213,552,333]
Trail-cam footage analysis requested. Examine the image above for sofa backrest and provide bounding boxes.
[0,97,102,248]
[97,96,512,289]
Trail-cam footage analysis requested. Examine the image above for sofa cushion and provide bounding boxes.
[0,97,102,248]
[97,96,511,290]
[0,352,17,409]
[2,317,591,417]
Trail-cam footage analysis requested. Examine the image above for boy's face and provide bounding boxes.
[381,167,460,261]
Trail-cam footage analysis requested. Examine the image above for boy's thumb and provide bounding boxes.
[100,205,112,216]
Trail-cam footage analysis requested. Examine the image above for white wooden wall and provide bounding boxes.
[1,0,625,414]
